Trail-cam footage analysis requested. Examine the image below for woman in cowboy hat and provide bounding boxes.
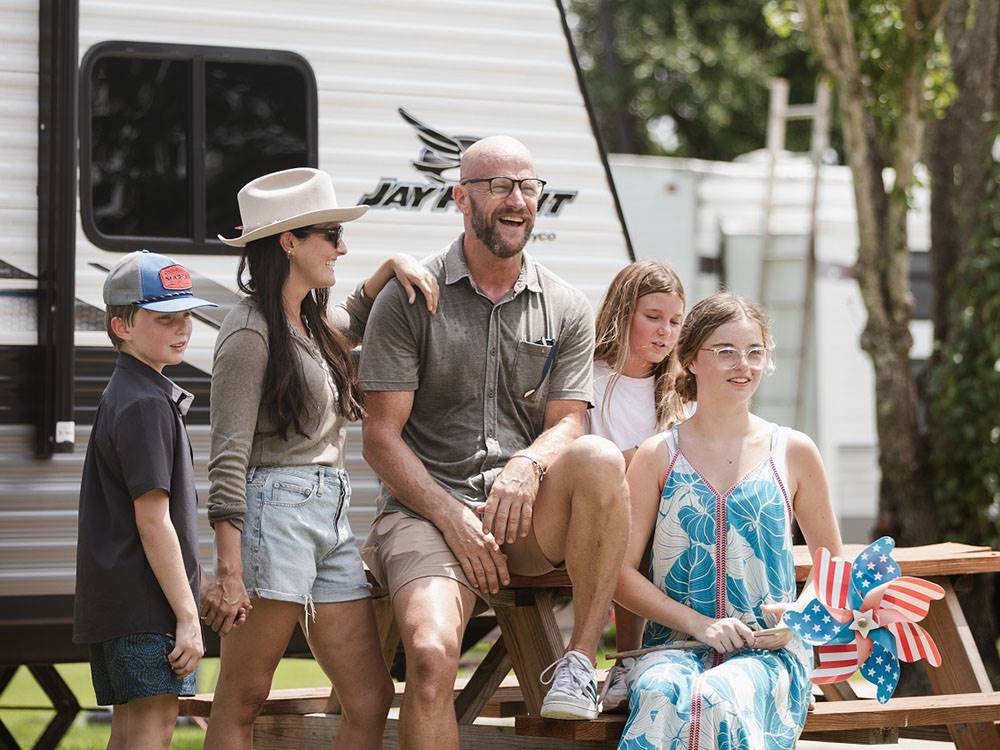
[202,167,437,749]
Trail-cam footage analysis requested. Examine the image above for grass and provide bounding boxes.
[0,658,332,749]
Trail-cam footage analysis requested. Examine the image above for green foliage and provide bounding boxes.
[853,2,955,161]
[568,0,825,160]
[927,137,1000,547]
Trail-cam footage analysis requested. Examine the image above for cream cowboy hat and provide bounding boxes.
[218,167,368,247]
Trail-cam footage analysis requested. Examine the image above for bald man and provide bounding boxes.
[359,137,629,748]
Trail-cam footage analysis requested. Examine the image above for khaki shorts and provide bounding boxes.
[361,510,560,600]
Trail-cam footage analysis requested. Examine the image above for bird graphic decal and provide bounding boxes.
[398,108,479,184]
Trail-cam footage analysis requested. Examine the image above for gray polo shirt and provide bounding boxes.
[359,234,595,516]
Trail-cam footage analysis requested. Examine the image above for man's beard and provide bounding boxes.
[470,200,533,259]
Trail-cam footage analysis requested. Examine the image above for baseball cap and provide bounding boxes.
[103,250,217,312]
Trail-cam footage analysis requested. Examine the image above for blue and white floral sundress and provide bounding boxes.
[620,424,812,750]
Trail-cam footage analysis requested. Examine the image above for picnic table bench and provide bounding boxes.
[180,542,1000,749]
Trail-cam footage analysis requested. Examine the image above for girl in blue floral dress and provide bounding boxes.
[615,293,844,750]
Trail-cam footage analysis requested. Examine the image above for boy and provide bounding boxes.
[73,250,216,749]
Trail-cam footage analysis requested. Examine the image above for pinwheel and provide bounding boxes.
[782,536,944,703]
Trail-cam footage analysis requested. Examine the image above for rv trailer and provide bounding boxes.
[0,0,633,716]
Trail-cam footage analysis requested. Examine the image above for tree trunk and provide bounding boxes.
[926,0,1000,685]
[927,0,999,351]
[861,325,937,543]
[798,0,944,546]
[595,0,639,153]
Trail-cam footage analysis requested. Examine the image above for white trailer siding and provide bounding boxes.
[0,0,632,598]
[71,0,628,373]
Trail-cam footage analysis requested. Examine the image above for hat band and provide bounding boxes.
[136,290,193,305]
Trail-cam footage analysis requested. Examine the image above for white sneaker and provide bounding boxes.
[598,658,632,713]
[539,650,599,720]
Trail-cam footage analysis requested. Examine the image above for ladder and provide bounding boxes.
[754,78,831,432]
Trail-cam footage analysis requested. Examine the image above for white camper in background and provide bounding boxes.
[609,152,933,543]
[0,0,633,688]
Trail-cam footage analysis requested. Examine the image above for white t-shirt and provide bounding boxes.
[586,361,659,452]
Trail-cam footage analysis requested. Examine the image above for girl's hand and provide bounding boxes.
[390,254,439,313]
[760,602,790,628]
[694,617,756,654]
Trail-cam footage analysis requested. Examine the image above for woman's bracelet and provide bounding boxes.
[509,453,546,481]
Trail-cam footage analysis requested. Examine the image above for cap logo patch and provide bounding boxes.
[159,265,192,291]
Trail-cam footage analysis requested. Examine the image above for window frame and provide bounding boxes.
[79,41,318,255]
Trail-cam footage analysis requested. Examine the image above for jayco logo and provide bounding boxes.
[358,109,577,218]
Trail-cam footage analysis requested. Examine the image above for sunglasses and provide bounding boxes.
[293,225,344,246]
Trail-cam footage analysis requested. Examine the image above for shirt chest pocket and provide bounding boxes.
[511,340,554,409]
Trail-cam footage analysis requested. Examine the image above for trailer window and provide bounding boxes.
[80,42,317,254]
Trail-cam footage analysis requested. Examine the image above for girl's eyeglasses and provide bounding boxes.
[700,346,769,369]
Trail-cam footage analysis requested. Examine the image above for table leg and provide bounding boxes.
[922,577,1000,750]
[26,665,79,750]
[454,635,512,724]
[493,590,563,715]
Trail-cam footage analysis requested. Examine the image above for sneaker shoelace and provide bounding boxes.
[540,650,594,696]
[597,660,630,703]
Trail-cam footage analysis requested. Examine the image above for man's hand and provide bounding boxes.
[169,617,204,677]
[693,617,756,654]
[441,506,510,594]
[480,456,540,544]
[201,567,251,635]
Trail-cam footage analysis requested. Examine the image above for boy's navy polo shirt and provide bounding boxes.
[73,353,200,644]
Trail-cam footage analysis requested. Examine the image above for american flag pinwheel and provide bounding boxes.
[781,536,944,703]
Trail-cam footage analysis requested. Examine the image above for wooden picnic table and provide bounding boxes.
[514,542,1000,748]
[182,542,1000,749]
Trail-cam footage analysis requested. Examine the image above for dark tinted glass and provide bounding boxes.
[89,57,190,237]
[205,62,310,240]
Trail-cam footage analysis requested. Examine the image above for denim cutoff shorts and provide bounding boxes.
[89,633,196,706]
[242,465,370,612]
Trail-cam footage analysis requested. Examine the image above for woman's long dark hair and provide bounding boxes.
[237,233,363,439]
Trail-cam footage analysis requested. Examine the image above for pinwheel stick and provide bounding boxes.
[607,627,794,660]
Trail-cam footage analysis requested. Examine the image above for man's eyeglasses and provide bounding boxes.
[293,225,343,246]
[459,176,547,200]
[700,346,770,369]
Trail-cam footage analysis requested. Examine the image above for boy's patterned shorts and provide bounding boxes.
[89,633,197,706]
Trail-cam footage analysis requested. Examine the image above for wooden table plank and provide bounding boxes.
[180,676,528,718]
[804,692,1000,731]
[506,543,1000,589]
[516,692,1000,741]
[252,714,621,750]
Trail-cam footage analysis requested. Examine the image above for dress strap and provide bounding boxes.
[663,424,680,459]
[662,424,682,487]
[769,424,794,519]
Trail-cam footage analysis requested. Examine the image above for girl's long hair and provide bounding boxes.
[237,234,363,439]
[594,260,686,429]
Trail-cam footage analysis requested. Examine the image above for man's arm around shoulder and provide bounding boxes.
[134,490,204,677]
